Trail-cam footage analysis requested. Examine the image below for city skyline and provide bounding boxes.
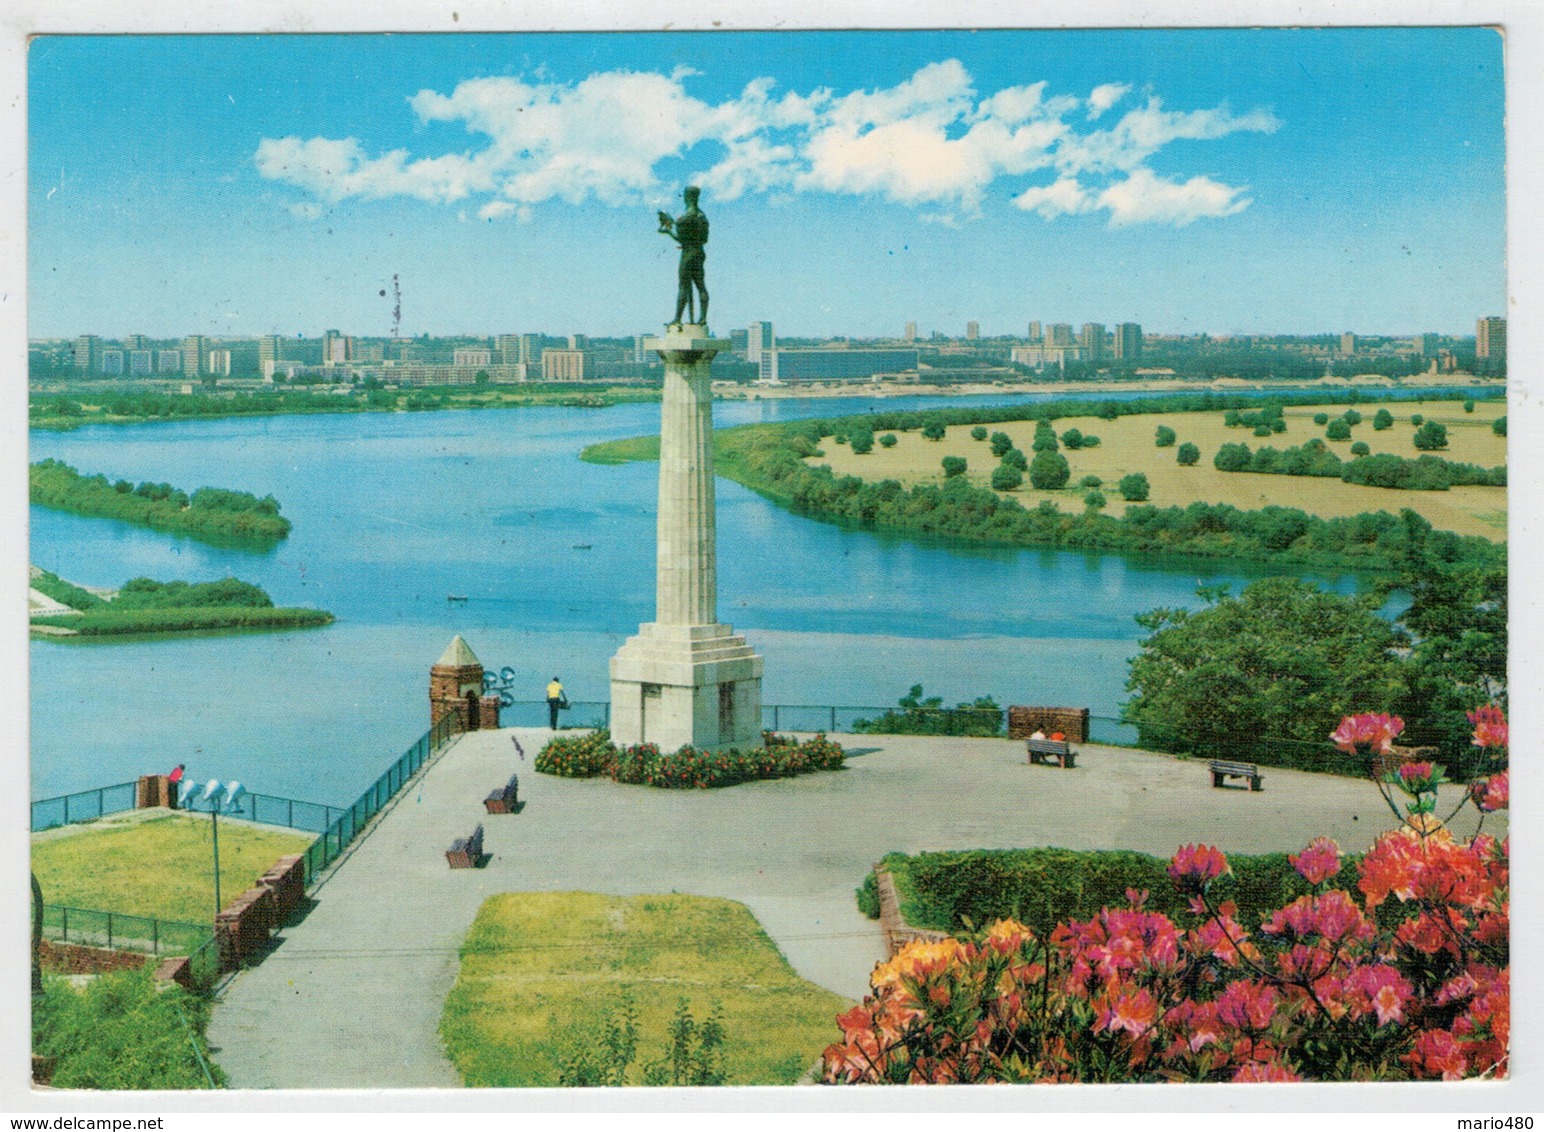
[28,29,1505,339]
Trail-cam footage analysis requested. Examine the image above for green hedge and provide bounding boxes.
[32,606,334,636]
[536,730,844,788]
[30,568,105,611]
[867,847,1346,935]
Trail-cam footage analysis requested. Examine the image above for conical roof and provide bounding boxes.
[435,635,481,668]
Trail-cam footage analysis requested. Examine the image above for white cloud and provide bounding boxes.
[1097,168,1253,227]
[254,62,1279,229]
[1086,82,1131,120]
[287,200,323,221]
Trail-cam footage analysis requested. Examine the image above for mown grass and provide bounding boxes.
[440,892,852,1087]
[579,434,660,464]
[31,812,315,924]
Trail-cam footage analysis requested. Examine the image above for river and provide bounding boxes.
[29,387,1484,804]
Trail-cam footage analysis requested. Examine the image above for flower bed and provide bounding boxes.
[536,730,844,789]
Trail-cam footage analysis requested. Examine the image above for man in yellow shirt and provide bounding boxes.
[546,677,566,730]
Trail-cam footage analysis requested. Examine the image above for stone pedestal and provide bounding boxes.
[610,325,763,751]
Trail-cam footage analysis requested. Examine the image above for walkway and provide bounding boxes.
[207,727,1454,1089]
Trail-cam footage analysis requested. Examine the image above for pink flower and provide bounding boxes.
[1289,837,1342,885]
[1468,704,1508,751]
[1345,964,1414,1027]
[1214,980,1281,1032]
[1231,1060,1302,1083]
[1168,844,1230,892]
[1472,772,1508,813]
[1394,761,1443,796]
[1330,712,1404,756]
[1404,1029,1468,1080]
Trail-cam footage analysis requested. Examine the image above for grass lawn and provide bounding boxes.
[31,811,315,925]
[812,399,1506,540]
[440,892,853,1087]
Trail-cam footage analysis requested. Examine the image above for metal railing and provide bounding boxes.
[31,782,138,832]
[41,902,214,959]
[301,711,457,886]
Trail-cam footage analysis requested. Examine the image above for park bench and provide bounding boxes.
[1026,738,1076,769]
[484,773,520,814]
[446,823,485,868]
[1209,760,1264,792]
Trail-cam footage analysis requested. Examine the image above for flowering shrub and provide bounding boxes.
[535,732,844,789]
[823,706,1508,1084]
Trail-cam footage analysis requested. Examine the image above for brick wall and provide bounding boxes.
[1007,706,1090,743]
[257,854,306,925]
[136,774,177,809]
[214,885,276,971]
[478,694,502,730]
[430,662,485,732]
[39,939,150,976]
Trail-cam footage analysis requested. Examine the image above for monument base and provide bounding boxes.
[608,622,764,751]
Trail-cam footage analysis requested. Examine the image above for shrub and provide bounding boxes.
[1084,490,1106,511]
[1078,474,1103,488]
[1176,442,1200,466]
[991,464,1024,491]
[1118,472,1150,502]
[1002,447,1028,471]
[1325,419,1352,441]
[1411,413,1424,426]
[879,433,897,448]
[1253,424,1274,437]
[989,431,1013,457]
[1031,423,1059,452]
[941,456,967,478]
[1413,421,1449,450]
[1154,425,1176,448]
[1351,441,1371,456]
[1313,412,1329,425]
[921,422,946,441]
[1493,416,1506,436]
[1080,434,1101,448]
[849,431,874,455]
[1027,450,1070,490]
[1062,427,1085,450]
[1270,417,1287,433]
[1464,399,1475,413]
[970,426,988,441]
[1343,408,1363,426]
[1374,408,1394,430]
[536,731,845,788]
[1213,443,1252,472]
[852,685,1004,737]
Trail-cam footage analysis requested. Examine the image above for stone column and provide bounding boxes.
[609,325,763,752]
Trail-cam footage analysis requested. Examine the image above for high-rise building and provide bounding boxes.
[966,321,980,340]
[1048,323,1075,347]
[157,350,182,374]
[453,348,493,368]
[729,328,749,354]
[1477,316,1506,359]
[904,321,917,341]
[129,349,154,376]
[1114,323,1143,361]
[1340,332,1358,356]
[496,334,522,365]
[322,330,348,365]
[1418,333,1441,358]
[207,349,232,377]
[258,335,282,375]
[1027,321,1042,342]
[542,349,590,381]
[123,334,148,351]
[1080,323,1106,359]
[74,335,102,373]
[746,321,774,363]
[181,335,206,378]
[101,350,124,376]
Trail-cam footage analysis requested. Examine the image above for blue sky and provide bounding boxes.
[27,29,1505,340]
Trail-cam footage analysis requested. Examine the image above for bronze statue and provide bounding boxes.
[658,186,709,326]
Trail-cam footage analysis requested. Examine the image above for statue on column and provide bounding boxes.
[658,186,709,326]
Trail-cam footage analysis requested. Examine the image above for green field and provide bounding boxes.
[32,811,315,924]
[812,399,1506,540]
[440,892,851,1087]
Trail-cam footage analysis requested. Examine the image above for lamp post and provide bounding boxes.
[182,779,246,915]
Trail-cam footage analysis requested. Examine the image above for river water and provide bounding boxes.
[29,387,1482,805]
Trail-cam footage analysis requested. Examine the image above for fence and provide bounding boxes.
[31,782,137,832]
[301,711,457,885]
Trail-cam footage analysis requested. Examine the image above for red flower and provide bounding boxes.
[1468,704,1508,751]
[1472,772,1508,813]
[1168,844,1230,893]
[1404,1029,1468,1080]
[1231,1059,1302,1083]
[1289,837,1342,885]
[1330,712,1404,756]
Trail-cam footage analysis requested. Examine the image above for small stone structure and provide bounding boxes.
[429,635,499,733]
[1007,706,1090,743]
[872,864,949,957]
[212,852,309,972]
[136,774,177,809]
[610,325,763,751]
[39,938,152,977]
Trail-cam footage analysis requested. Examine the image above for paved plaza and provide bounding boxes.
[206,726,1478,1089]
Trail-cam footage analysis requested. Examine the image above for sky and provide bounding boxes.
[26,28,1506,341]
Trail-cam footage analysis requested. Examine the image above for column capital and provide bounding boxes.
[646,326,731,361]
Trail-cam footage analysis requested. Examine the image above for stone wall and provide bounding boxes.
[478,694,502,730]
[873,864,949,957]
[213,852,309,972]
[1007,705,1090,743]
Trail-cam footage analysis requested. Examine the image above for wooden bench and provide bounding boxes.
[1026,738,1076,769]
[446,823,485,868]
[1209,760,1263,791]
[484,773,520,814]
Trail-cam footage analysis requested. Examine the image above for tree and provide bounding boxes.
[1463,399,1475,413]
[991,463,1023,491]
[1118,472,1150,502]
[1176,442,1200,466]
[1413,421,1449,450]
[850,430,874,454]
[1002,447,1028,471]
[1325,419,1351,441]
[475,369,492,385]
[1124,577,1408,756]
[1493,416,1506,437]
[1374,408,1394,430]
[1084,490,1107,511]
[1155,425,1177,447]
[879,433,897,448]
[1342,409,1362,426]
[1213,443,1251,472]
[1028,449,1070,490]
[922,421,947,441]
[989,431,1013,457]
[1313,413,1329,426]
[1411,413,1424,426]
[1351,441,1370,457]
[971,426,988,441]
[941,456,967,478]
[1031,422,1059,452]
[1078,474,1103,488]
[1062,427,1084,450]
[1253,424,1274,437]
